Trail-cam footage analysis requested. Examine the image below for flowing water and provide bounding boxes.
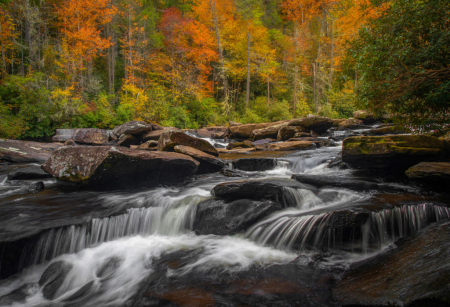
[0,136,448,306]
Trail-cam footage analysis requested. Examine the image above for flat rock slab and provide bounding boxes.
[268,141,316,151]
[193,198,283,235]
[342,135,450,173]
[174,145,224,174]
[52,128,110,145]
[334,220,450,306]
[42,146,199,189]
[212,178,313,206]
[0,139,63,163]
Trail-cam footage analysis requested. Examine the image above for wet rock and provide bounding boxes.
[8,166,53,180]
[97,257,122,280]
[194,199,283,235]
[287,138,335,148]
[62,279,97,303]
[27,181,45,192]
[229,121,287,139]
[268,141,316,151]
[327,155,348,170]
[252,122,289,141]
[336,119,365,130]
[158,131,218,157]
[138,140,158,151]
[212,178,313,205]
[219,148,257,154]
[64,139,75,146]
[112,121,152,137]
[212,131,226,139]
[0,139,63,163]
[288,116,333,134]
[142,127,180,142]
[196,128,215,138]
[132,250,338,307]
[174,145,224,174]
[232,158,276,172]
[277,126,306,141]
[52,128,109,145]
[291,174,414,193]
[41,146,199,189]
[406,162,450,188]
[363,124,409,136]
[334,220,450,306]
[353,110,379,125]
[226,141,254,150]
[252,138,275,145]
[116,133,140,148]
[342,135,450,173]
[39,260,73,299]
[219,168,245,177]
[332,119,346,127]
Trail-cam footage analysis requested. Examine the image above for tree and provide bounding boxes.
[350,0,450,130]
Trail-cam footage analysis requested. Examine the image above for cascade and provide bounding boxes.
[246,203,450,252]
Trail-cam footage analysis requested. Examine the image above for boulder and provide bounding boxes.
[64,139,75,146]
[342,135,450,173]
[206,126,228,133]
[142,127,180,142]
[229,121,287,139]
[52,128,109,145]
[251,122,289,141]
[174,145,224,174]
[138,140,158,151]
[158,131,219,157]
[196,128,215,138]
[41,146,199,189]
[212,178,313,206]
[334,220,450,306]
[151,123,164,131]
[440,131,450,142]
[232,158,276,172]
[193,199,282,235]
[291,174,414,193]
[0,139,63,163]
[268,141,316,151]
[293,132,311,138]
[277,126,306,141]
[332,119,346,127]
[405,162,450,188]
[8,166,53,180]
[212,132,226,139]
[219,168,245,177]
[39,260,73,300]
[228,121,242,127]
[353,110,378,124]
[116,134,140,147]
[288,116,333,134]
[252,138,275,145]
[336,119,365,130]
[112,121,152,137]
[363,124,409,136]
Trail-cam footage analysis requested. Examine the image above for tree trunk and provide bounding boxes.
[330,17,334,89]
[246,31,251,108]
[267,73,270,106]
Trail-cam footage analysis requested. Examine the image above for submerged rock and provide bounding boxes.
[288,116,333,134]
[0,139,63,163]
[342,135,450,173]
[41,146,199,189]
[112,121,152,137]
[158,131,219,157]
[8,166,53,180]
[406,162,450,188]
[39,260,73,299]
[193,199,282,235]
[52,128,109,145]
[212,178,313,206]
[334,220,450,306]
[268,141,316,151]
[174,145,224,174]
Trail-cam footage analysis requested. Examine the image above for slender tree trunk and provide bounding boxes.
[21,23,24,75]
[330,17,334,89]
[210,0,229,113]
[246,31,251,108]
[313,63,316,108]
[267,73,270,106]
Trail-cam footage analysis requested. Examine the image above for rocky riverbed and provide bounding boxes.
[1,113,450,307]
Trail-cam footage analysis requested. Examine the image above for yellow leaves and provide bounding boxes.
[120,82,149,120]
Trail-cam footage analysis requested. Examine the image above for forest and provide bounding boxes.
[0,0,448,140]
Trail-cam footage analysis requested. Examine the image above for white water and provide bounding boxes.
[184,131,229,148]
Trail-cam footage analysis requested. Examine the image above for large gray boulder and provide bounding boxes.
[52,128,109,145]
[42,146,199,189]
[0,139,63,163]
[112,121,152,137]
[158,131,219,157]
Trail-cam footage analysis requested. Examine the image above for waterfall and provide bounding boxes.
[282,187,323,209]
[246,203,450,253]
[19,199,201,268]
